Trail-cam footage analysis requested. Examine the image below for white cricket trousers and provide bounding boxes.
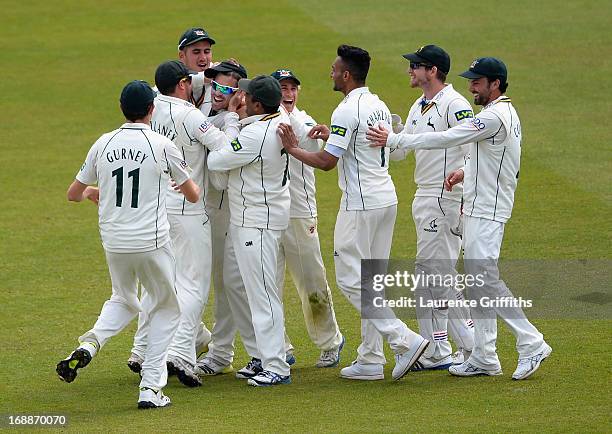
[78,243,180,390]
[132,214,212,365]
[205,204,237,365]
[277,217,343,352]
[224,224,290,376]
[412,196,474,360]
[334,205,421,365]
[463,216,544,369]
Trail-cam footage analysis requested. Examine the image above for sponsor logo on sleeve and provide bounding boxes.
[199,121,212,134]
[471,118,486,130]
[231,138,242,152]
[455,109,474,121]
[180,160,188,170]
[330,125,347,137]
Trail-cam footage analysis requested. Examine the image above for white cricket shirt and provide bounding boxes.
[325,87,397,211]
[151,94,238,215]
[207,111,291,230]
[205,110,234,212]
[287,107,321,218]
[391,84,473,202]
[388,96,522,223]
[76,123,191,253]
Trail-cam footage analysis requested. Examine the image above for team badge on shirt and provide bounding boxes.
[454,109,474,121]
[330,125,347,137]
[231,138,242,151]
[199,121,212,134]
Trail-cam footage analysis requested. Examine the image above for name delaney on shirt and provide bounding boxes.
[151,122,177,141]
[106,147,149,164]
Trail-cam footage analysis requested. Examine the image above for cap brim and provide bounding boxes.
[278,76,301,85]
[204,67,218,78]
[402,53,427,63]
[180,36,216,50]
[238,78,251,92]
[459,70,485,79]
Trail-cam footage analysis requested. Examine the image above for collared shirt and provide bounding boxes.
[76,123,191,253]
[207,111,291,230]
[325,87,397,211]
[151,94,238,215]
[387,95,521,223]
[390,84,473,202]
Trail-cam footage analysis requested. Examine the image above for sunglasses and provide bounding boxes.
[212,80,239,95]
[409,62,434,70]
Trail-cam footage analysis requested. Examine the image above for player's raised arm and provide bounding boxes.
[207,126,261,171]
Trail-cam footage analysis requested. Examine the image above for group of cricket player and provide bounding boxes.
[56,27,552,409]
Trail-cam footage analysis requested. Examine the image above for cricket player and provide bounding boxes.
[56,80,200,408]
[129,60,241,387]
[194,61,248,376]
[388,45,475,370]
[367,57,552,380]
[271,68,345,368]
[207,75,292,387]
[178,27,215,114]
[277,45,429,381]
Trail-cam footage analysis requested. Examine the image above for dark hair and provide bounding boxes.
[121,102,153,122]
[486,76,508,93]
[337,44,370,83]
[216,71,242,83]
[435,69,447,82]
[252,97,279,114]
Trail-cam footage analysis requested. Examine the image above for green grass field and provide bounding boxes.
[1,0,611,432]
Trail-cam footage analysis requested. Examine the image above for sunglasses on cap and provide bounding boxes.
[179,76,192,84]
[409,62,434,70]
[212,80,239,95]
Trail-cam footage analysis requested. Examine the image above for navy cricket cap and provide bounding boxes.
[155,60,191,93]
[271,69,301,85]
[403,45,451,74]
[238,75,282,107]
[178,27,216,50]
[204,61,248,79]
[460,57,508,83]
[120,80,155,112]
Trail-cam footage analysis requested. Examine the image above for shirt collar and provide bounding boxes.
[120,122,151,130]
[156,93,195,108]
[346,87,369,98]
[484,94,509,109]
[421,83,453,106]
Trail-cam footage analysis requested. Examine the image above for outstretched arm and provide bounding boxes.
[277,123,338,171]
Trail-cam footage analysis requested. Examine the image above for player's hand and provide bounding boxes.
[308,124,330,141]
[229,90,245,113]
[277,123,299,152]
[83,186,99,205]
[366,124,389,147]
[170,179,181,192]
[445,169,464,191]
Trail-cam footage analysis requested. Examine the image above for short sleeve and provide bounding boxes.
[447,98,474,128]
[75,141,99,185]
[325,105,358,150]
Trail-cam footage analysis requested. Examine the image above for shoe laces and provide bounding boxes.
[259,370,282,382]
[246,358,261,370]
[319,349,337,362]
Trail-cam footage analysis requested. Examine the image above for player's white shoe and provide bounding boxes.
[195,326,212,359]
[167,356,202,387]
[137,387,171,409]
[247,370,291,387]
[316,335,345,368]
[512,342,552,380]
[451,350,464,365]
[340,361,384,380]
[127,352,144,374]
[392,336,430,380]
[448,361,503,377]
[194,356,234,376]
[235,358,263,379]
[409,354,453,372]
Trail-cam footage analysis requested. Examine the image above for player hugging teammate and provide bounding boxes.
[57,28,551,409]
